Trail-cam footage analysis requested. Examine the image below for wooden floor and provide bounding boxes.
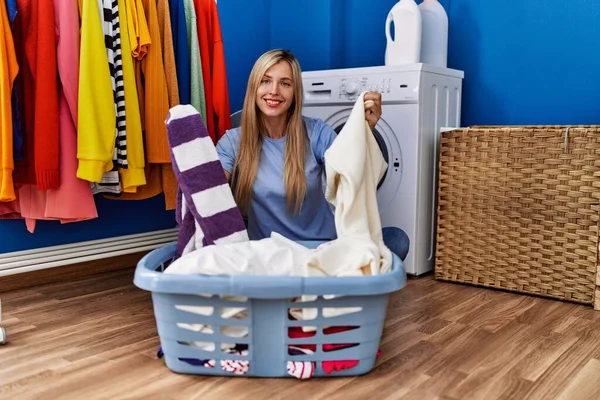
[1,269,600,400]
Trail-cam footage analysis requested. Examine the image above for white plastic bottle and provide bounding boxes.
[419,0,448,67]
[385,0,422,66]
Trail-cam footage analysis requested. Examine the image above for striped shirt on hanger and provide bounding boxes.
[91,0,127,195]
[101,0,127,169]
[109,0,128,169]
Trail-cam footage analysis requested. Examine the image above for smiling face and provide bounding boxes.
[255,60,295,122]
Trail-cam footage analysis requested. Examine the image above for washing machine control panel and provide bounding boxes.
[340,77,392,96]
[337,74,419,102]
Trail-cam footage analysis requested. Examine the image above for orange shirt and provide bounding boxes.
[139,0,170,163]
[155,0,179,107]
[0,0,18,201]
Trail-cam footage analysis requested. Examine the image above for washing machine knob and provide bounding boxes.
[345,81,360,95]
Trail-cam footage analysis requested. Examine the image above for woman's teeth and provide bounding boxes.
[266,100,281,106]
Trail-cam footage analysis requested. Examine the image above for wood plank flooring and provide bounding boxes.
[1,269,600,400]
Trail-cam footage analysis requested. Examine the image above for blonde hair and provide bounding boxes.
[232,49,308,214]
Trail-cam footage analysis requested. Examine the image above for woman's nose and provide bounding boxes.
[269,81,279,94]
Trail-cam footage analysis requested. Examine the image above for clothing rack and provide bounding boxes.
[1,0,232,231]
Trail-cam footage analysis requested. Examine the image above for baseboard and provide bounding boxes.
[0,229,178,292]
[0,251,149,293]
[0,228,178,276]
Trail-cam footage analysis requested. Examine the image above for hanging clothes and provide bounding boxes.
[183,0,206,123]
[156,0,180,210]
[77,0,146,192]
[5,0,16,25]
[12,0,60,190]
[128,0,151,137]
[42,94,98,228]
[105,0,175,206]
[77,0,118,184]
[0,0,247,229]
[0,0,18,201]
[155,0,179,107]
[0,197,20,219]
[161,165,177,209]
[139,0,177,205]
[126,0,151,60]
[17,0,98,233]
[0,0,17,199]
[109,0,129,170]
[5,0,22,163]
[46,0,97,225]
[116,0,146,192]
[193,0,231,142]
[168,0,190,105]
[90,0,127,195]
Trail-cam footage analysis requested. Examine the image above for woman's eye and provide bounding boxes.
[261,79,270,85]
[280,81,291,87]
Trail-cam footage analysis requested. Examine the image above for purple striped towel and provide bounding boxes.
[165,105,248,257]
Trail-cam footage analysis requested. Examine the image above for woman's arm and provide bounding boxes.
[215,131,236,184]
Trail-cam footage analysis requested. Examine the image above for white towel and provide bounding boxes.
[318,91,393,275]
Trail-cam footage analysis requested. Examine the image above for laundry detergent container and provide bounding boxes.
[134,240,406,377]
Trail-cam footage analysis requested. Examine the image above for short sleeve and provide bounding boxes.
[216,129,239,173]
[309,118,337,164]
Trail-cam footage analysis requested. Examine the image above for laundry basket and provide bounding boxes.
[134,241,405,377]
[435,125,600,308]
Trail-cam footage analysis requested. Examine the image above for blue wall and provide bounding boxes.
[1,196,176,253]
[3,0,598,253]
[447,0,600,126]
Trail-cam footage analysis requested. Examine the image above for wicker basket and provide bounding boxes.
[435,125,600,309]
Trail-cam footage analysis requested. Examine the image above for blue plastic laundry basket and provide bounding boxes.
[134,240,406,377]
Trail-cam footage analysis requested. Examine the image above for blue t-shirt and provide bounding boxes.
[216,117,337,241]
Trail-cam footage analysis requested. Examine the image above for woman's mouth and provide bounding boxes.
[265,99,283,108]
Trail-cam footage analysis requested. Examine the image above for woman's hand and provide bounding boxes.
[364,91,382,130]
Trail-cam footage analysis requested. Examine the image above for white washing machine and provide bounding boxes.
[302,63,464,276]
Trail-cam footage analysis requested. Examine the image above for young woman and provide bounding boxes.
[216,49,409,261]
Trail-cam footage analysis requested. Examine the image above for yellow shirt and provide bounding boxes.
[118,0,147,192]
[76,0,116,183]
[126,0,151,60]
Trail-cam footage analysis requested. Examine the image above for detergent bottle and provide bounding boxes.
[384,0,422,66]
[419,0,448,67]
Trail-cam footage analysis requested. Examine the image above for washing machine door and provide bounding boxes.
[323,109,402,213]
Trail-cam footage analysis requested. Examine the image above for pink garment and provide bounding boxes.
[18,0,97,233]
[0,198,21,219]
[48,0,96,222]
[44,94,98,224]
[53,0,80,125]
